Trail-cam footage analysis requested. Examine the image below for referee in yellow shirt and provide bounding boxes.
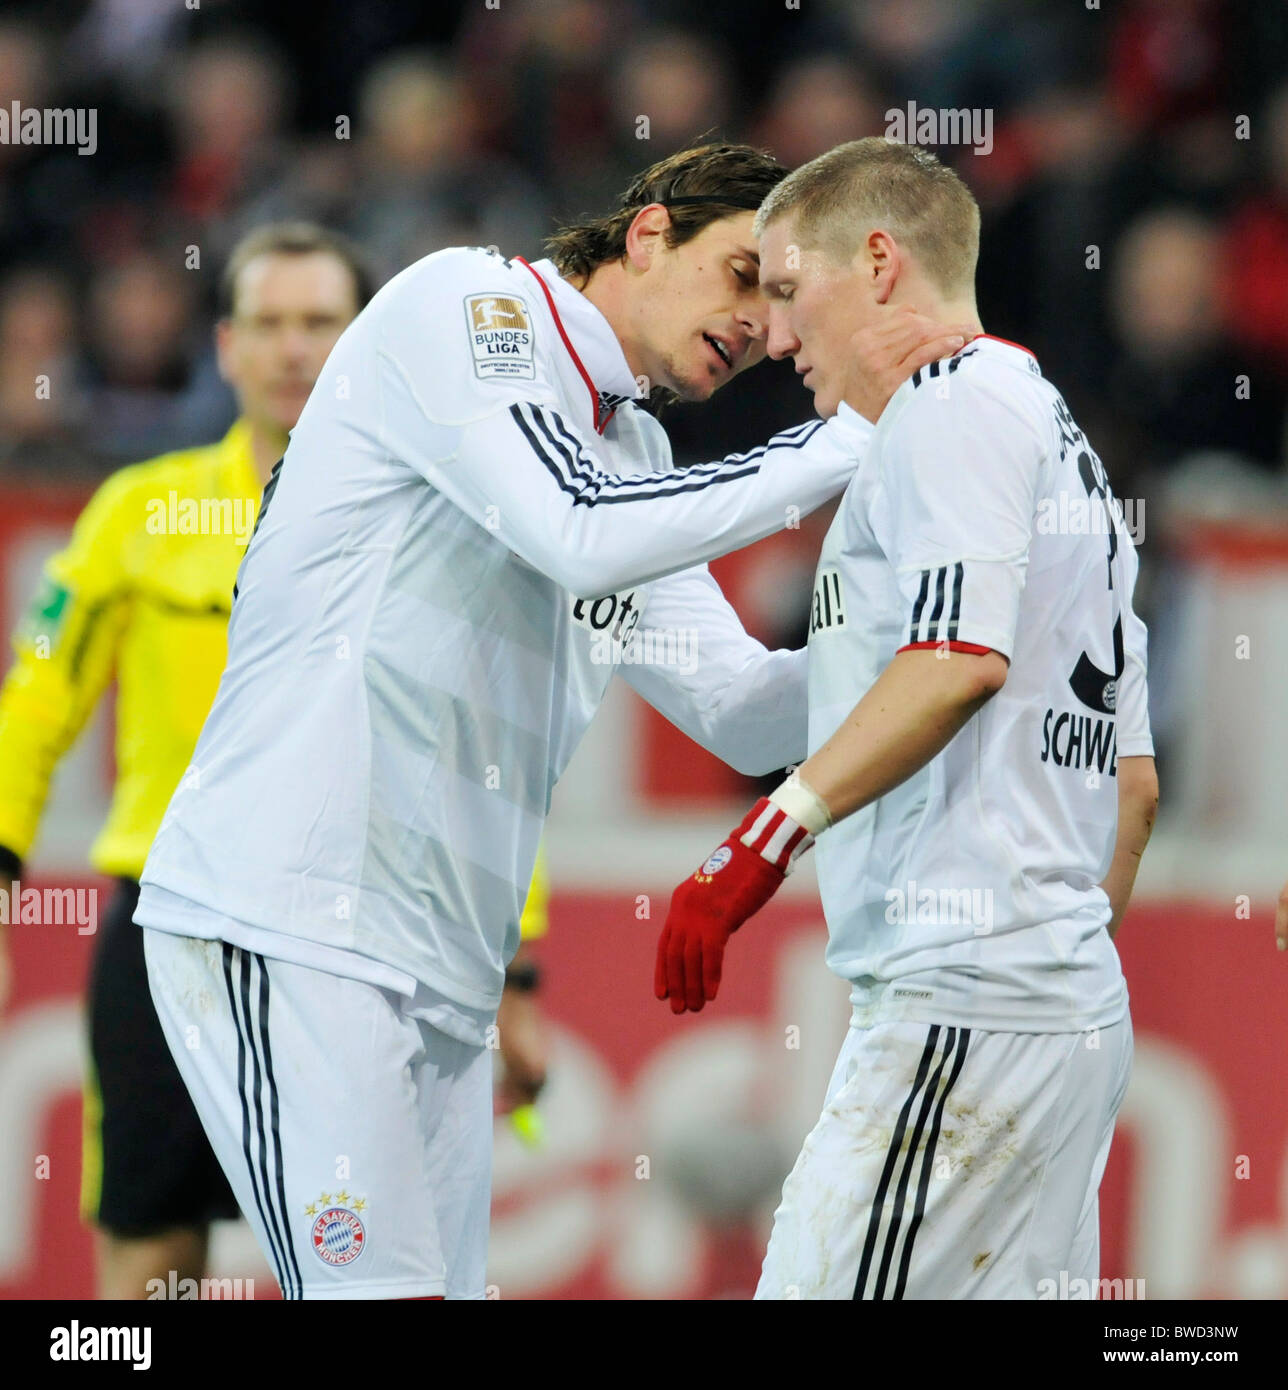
[0,222,373,1297]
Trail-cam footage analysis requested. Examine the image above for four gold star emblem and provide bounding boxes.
[306,1190,367,1217]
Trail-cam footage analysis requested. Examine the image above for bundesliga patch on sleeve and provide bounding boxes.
[464,293,535,380]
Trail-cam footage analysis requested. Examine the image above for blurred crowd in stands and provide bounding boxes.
[0,0,1285,751]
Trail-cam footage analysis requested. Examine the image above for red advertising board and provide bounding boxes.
[2,884,1283,1300]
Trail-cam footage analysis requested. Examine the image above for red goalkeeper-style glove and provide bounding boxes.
[655,795,819,1014]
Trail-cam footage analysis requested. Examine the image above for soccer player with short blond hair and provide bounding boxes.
[655,139,1159,1300]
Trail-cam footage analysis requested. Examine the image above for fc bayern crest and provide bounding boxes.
[307,1193,367,1266]
[701,846,732,876]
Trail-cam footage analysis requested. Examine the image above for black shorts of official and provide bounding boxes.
[81,878,240,1237]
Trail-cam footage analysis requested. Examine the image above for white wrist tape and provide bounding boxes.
[768,775,833,837]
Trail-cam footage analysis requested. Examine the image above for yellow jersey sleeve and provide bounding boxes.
[518,842,550,941]
[0,469,139,861]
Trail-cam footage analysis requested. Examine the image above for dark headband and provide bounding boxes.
[661,194,765,211]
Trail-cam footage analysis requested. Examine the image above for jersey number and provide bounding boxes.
[1066,442,1123,715]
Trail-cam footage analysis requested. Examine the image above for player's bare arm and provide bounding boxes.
[790,647,1007,822]
[1097,755,1158,940]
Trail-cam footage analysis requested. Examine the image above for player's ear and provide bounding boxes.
[868,231,902,306]
[624,204,673,272]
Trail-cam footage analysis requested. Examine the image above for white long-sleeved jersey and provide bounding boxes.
[136,247,872,1041]
[806,336,1153,1033]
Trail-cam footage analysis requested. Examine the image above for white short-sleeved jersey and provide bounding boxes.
[136,248,872,1041]
[807,336,1152,1034]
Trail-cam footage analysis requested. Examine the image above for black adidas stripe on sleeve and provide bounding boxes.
[905,562,964,645]
[509,402,827,507]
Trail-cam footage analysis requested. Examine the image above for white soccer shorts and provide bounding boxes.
[756,1014,1132,1299]
[144,928,493,1299]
